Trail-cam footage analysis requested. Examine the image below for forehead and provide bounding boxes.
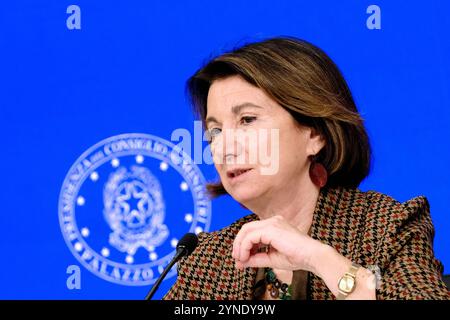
[206,76,273,114]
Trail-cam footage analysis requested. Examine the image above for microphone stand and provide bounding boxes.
[145,246,187,300]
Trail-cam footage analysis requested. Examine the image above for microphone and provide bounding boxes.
[145,232,198,300]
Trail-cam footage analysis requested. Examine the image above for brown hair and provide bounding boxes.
[187,36,371,197]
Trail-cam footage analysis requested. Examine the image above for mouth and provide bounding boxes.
[226,168,253,179]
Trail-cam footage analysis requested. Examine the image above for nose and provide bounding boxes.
[211,128,244,165]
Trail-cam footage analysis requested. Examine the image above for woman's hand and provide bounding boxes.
[232,215,377,299]
[232,215,327,273]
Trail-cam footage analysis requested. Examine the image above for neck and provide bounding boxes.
[246,178,321,234]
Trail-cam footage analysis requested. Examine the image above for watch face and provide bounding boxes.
[339,276,355,293]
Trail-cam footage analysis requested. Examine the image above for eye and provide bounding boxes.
[240,116,257,125]
[206,127,222,142]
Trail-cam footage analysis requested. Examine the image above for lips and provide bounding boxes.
[226,168,253,179]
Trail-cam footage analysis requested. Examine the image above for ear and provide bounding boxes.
[306,128,325,156]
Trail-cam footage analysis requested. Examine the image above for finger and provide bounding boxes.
[238,228,274,263]
[240,252,272,269]
[235,260,245,270]
[232,219,271,260]
[233,221,263,259]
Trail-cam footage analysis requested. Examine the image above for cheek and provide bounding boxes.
[213,160,227,182]
[210,137,225,166]
[245,134,260,163]
[250,129,281,176]
[276,128,309,172]
[248,129,273,160]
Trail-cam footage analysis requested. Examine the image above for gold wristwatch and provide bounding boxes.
[337,262,360,300]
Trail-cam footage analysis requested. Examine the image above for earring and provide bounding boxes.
[309,155,328,188]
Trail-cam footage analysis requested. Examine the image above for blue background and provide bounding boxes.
[0,0,448,299]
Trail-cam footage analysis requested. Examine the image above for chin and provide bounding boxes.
[225,183,264,206]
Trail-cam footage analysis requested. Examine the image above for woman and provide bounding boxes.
[163,37,449,300]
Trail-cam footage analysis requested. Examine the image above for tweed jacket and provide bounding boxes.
[163,187,450,300]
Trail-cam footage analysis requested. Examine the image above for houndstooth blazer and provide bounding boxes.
[163,187,450,300]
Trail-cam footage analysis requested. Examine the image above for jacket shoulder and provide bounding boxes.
[356,189,437,267]
[360,192,449,299]
[363,190,432,232]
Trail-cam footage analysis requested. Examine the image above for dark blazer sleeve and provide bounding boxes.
[376,196,450,299]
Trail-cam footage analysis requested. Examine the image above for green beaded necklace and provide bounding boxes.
[265,268,292,300]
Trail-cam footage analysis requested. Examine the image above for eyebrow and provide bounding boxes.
[205,102,264,127]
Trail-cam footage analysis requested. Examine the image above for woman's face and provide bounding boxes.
[206,75,324,206]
